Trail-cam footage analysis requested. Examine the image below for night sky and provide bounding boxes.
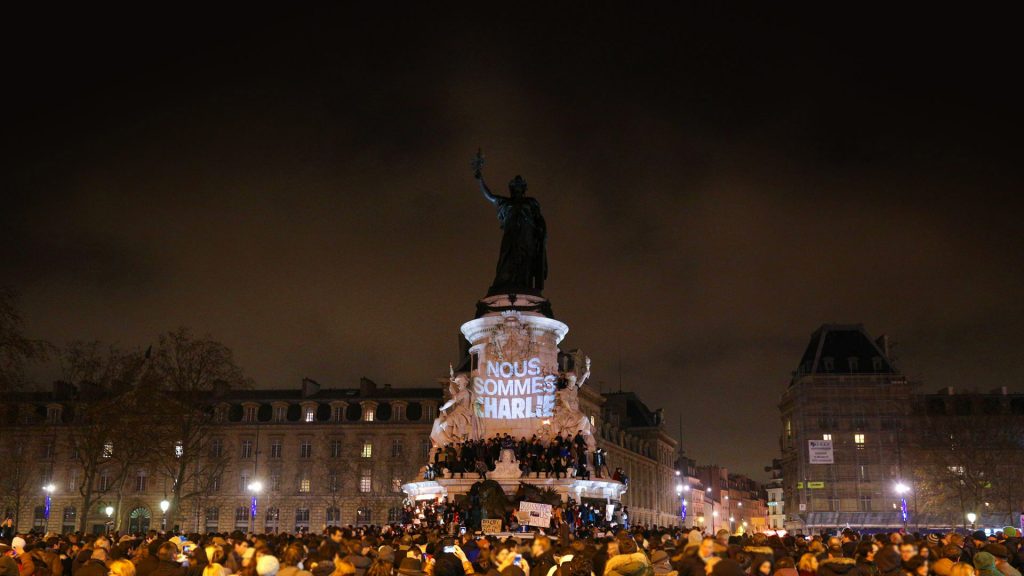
[4,8,1021,479]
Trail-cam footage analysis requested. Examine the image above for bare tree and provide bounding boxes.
[0,438,33,528]
[60,342,149,531]
[150,328,250,527]
[908,411,1024,527]
[0,287,49,394]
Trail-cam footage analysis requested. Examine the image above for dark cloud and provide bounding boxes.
[3,7,1021,478]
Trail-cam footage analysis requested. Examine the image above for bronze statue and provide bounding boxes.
[473,149,548,295]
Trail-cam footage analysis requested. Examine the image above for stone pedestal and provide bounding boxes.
[408,291,621,511]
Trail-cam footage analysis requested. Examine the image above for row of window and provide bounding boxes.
[232,438,428,460]
[820,433,867,447]
[30,504,403,531]
[235,403,436,424]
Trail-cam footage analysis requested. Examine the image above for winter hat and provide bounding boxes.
[257,555,280,576]
[971,531,987,542]
[11,538,25,551]
[650,550,669,565]
[927,534,940,546]
[1002,527,1018,538]
[688,530,703,547]
[973,552,997,572]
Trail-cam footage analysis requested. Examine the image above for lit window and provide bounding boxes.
[103,442,114,459]
[822,434,832,441]
[175,441,184,458]
[304,407,315,423]
[361,442,373,458]
[392,478,402,493]
[364,408,375,422]
[299,478,311,493]
[854,433,866,447]
[360,470,372,493]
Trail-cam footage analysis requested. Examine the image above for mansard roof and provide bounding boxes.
[795,323,897,377]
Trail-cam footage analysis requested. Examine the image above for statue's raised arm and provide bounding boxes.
[472,148,500,206]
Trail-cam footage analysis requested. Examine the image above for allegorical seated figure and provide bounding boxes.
[549,357,596,452]
[430,370,478,452]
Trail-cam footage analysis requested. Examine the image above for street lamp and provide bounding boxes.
[712,510,718,533]
[248,481,263,533]
[42,484,55,522]
[159,500,170,531]
[966,512,977,530]
[105,506,114,517]
[676,484,686,525]
[895,482,910,530]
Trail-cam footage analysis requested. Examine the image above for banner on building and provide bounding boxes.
[519,501,552,528]
[808,440,834,464]
[481,519,503,533]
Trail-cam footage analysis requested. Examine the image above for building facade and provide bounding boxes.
[1,378,687,533]
[778,324,913,531]
[778,324,1024,531]
[764,459,785,531]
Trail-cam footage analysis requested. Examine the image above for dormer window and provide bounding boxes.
[822,357,834,371]
[847,357,859,371]
[364,408,375,422]
[47,406,61,424]
[274,406,287,422]
[872,356,883,371]
[244,406,257,423]
[304,406,316,423]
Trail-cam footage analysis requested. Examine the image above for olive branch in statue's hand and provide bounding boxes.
[471,148,485,179]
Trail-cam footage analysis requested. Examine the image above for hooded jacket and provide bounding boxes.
[604,553,654,576]
[818,558,862,576]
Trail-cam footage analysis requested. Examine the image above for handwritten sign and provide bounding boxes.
[519,501,552,528]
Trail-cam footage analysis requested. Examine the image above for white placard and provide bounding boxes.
[520,501,553,528]
[808,440,834,464]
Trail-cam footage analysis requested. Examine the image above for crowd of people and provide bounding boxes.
[3,522,1022,576]
[428,434,625,482]
[396,498,630,532]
